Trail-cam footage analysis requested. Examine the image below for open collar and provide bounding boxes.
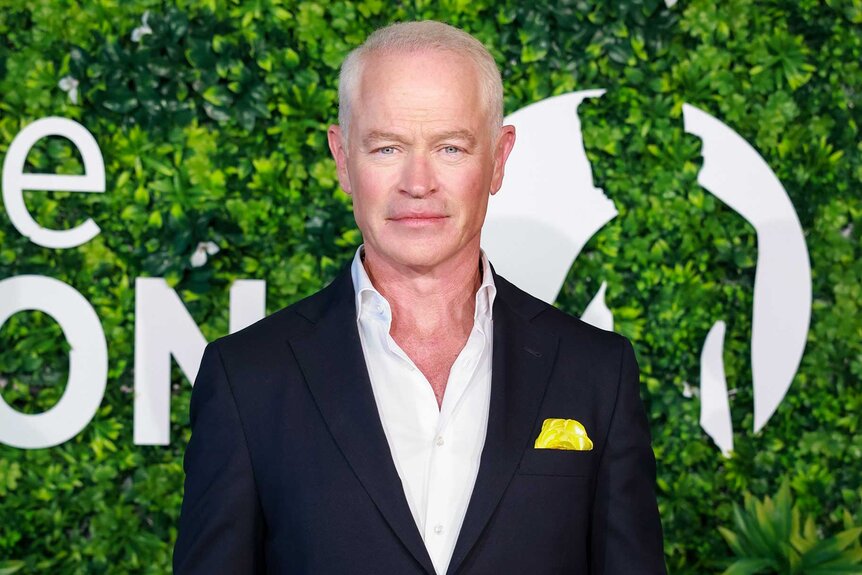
[287,262,559,575]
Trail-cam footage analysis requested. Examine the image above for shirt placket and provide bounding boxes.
[421,325,488,573]
[355,268,496,575]
[423,419,451,572]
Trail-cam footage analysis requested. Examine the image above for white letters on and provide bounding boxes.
[134,278,266,445]
[134,278,207,446]
[1,99,812,454]
[2,117,105,249]
[230,280,267,334]
[0,117,272,449]
[0,276,108,449]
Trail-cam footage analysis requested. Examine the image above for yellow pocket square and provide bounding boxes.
[534,418,594,451]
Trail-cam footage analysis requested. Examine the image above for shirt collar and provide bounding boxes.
[350,245,497,323]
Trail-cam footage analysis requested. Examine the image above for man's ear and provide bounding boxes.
[327,125,352,195]
[490,125,516,196]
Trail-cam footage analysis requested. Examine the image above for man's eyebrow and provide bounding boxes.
[431,129,477,147]
[362,131,409,147]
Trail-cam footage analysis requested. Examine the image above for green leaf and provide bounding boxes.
[803,528,862,567]
[0,561,25,575]
[721,558,775,575]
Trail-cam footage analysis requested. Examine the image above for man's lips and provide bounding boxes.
[387,213,448,224]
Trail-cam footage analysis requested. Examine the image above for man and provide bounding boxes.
[174,20,665,575]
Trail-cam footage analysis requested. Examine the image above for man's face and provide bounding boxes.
[328,49,515,273]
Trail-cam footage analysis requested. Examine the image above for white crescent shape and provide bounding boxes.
[683,103,812,433]
[482,90,616,305]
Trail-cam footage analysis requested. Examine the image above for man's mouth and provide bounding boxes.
[388,212,448,225]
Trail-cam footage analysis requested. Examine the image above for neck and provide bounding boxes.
[362,245,482,337]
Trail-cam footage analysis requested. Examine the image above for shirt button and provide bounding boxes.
[434,524,444,535]
[375,304,384,314]
[435,436,445,447]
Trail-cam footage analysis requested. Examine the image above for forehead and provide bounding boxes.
[352,49,486,136]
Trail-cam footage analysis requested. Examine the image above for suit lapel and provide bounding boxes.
[287,268,436,575]
[447,275,560,575]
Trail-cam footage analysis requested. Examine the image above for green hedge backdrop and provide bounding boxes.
[0,0,860,573]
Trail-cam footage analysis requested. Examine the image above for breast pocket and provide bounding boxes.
[517,448,595,477]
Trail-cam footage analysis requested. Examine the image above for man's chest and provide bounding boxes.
[396,335,466,405]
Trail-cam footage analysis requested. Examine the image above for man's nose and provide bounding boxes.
[399,152,436,198]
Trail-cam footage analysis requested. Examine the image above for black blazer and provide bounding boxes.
[173,265,666,574]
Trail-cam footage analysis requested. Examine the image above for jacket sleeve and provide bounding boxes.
[590,337,666,574]
[173,342,266,574]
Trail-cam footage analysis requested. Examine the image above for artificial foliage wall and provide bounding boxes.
[0,0,860,573]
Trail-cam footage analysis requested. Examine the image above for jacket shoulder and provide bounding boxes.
[210,267,349,358]
[494,272,631,353]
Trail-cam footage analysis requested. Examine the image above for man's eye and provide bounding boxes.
[443,145,461,154]
[377,146,395,155]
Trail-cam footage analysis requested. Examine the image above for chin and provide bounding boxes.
[367,229,472,270]
[378,243,452,270]
[389,250,446,270]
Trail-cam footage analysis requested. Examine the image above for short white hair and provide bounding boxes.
[337,20,503,142]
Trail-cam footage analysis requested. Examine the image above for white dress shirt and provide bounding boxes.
[351,246,496,575]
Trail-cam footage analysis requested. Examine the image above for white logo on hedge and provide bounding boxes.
[0,118,265,448]
[0,105,812,452]
[481,91,812,456]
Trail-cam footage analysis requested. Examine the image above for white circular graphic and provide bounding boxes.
[482,91,812,455]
